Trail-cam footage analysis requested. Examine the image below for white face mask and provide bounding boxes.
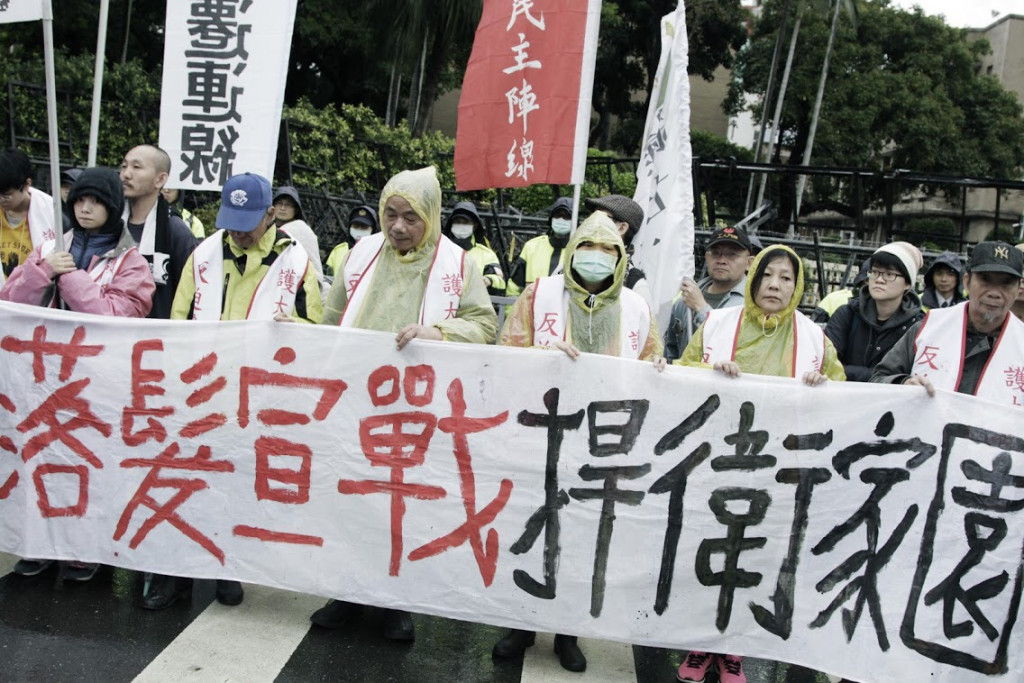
[451,221,475,240]
[350,226,372,241]
[551,217,573,236]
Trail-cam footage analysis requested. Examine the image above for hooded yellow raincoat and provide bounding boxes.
[678,244,845,380]
[501,212,662,359]
[321,167,497,343]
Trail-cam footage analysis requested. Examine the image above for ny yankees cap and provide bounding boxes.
[969,241,1024,279]
[217,173,273,232]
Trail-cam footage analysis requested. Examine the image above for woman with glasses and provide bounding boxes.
[825,242,925,381]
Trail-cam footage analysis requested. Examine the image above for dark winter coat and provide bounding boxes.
[825,287,924,381]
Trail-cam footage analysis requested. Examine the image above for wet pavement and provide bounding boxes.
[0,552,839,682]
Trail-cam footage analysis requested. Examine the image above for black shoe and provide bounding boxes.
[310,600,361,629]
[60,562,101,582]
[215,580,244,606]
[492,629,536,658]
[381,609,415,641]
[13,558,55,576]
[139,574,192,610]
[554,634,586,672]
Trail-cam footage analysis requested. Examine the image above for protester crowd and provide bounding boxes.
[3,143,1024,683]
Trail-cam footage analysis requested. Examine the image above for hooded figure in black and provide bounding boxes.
[66,167,127,268]
[442,201,506,294]
[920,251,966,310]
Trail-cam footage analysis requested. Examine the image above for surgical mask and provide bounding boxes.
[572,250,617,284]
[350,226,372,241]
[451,221,474,240]
[551,217,572,236]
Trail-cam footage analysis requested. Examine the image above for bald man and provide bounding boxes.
[119,144,198,319]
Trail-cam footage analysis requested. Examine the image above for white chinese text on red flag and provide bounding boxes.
[455,0,601,191]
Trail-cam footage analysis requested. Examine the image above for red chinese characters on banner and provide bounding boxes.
[338,365,512,584]
[1,326,109,517]
[232,346,347,547]
[455,0,599,191]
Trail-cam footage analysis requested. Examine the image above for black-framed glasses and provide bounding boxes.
[868,269,902,283]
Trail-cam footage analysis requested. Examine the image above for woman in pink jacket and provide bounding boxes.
[1,166,154,581]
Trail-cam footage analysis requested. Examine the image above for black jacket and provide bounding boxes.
[825,288,924,381]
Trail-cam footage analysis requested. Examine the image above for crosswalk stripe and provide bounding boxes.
[132,583,323,683]
[521,633,637,682]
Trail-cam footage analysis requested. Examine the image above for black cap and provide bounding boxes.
[348,204,378,230]
[706,226,752,252]
[584,195,644,235]
[969,241,1024,278]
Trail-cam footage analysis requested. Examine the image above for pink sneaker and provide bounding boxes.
[676,650,714,682]
[717,654,747,683]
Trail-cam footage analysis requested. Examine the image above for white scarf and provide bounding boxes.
[702,306,825,376]
[0,188,58,288]
[912,302,1024,406]
[189,230,311,321]
[339,233,466,327]
[530,275,650,359]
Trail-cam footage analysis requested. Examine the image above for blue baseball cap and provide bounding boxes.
[217,173,273,232]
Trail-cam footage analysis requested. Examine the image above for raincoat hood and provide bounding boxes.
[564,212,627,306]
[67,166,125,235]
[744,244,804,333]
[378,166,441,258]
[924,251,964,288]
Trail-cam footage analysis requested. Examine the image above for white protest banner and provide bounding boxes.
[455,0,601,191]
[0,300,1021,683]
[0,0,43,24]
[631,5,695,328]
[158,0,298,191]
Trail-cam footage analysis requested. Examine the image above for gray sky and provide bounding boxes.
[889,0,1022,29]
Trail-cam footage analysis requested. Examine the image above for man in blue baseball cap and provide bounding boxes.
[139,174,322,611]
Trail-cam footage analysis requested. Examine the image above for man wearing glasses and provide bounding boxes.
[0,147,63,285]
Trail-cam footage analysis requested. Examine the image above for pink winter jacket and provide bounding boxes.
[0,228,155,318]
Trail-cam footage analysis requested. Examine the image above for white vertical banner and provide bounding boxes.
[158,0,298,191]
[0,0,44,23]
[631,5,694,329]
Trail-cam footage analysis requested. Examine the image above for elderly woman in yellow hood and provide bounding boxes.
[677,244,845,384]
[321,166,497,348]
[501,211,663,362]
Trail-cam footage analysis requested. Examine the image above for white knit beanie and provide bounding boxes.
[874,241,923,283]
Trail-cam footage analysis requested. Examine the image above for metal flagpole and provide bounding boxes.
[41,0,63,251]
[88,0,111,167]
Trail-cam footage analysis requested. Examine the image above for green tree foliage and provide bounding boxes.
[594,0,749,152]
[727,0,1024,178]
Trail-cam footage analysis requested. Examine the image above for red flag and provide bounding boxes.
[455,0,600,191]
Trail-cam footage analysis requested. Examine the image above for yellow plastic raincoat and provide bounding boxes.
[501,212,662,359]
[678,244,845,380]
[321,167,497,343]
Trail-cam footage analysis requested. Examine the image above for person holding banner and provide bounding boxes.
[0,147,63,285]
[312,166,497,641]
[1,166,155,581]
[505,197,574,300]
[493,211,664,673]
[119,145,199,320]
[674,244,844,683]
[442,201,506,295]
[871,240,1024,401]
